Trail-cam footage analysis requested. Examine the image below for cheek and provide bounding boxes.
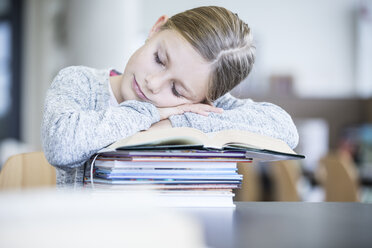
[127,48,152,72]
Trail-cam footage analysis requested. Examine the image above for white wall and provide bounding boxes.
[65,0,142,70]
[22,0,62,150]
[21,0,141,149]
[355,1,372,98]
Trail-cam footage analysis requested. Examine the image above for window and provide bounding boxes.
[0,0,22,141]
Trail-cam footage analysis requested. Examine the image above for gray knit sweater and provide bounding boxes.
[41,66,299,187]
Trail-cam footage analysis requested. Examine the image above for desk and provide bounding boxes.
[1,191,371,248]
[187,202,372,248]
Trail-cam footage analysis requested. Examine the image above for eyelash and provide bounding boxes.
[154,52,164,66]
[154,51,182,98]
[172,82,182,98]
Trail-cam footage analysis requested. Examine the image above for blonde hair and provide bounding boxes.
[160,6,255,102]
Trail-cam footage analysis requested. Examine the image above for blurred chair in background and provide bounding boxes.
[0,138,36,170]
[316,151,360,202]
[234,162,262,201]
[269,160,302,201]
[0,152,56,190]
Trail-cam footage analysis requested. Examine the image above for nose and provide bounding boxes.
[145,73,166,94]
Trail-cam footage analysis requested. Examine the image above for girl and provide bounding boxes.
[42,6,299,186]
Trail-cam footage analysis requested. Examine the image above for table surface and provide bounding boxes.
[184,202,372,248]
[1,191,372,248]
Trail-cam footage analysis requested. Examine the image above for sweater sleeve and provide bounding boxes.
[168,93,299,149]
[41,67,160,168]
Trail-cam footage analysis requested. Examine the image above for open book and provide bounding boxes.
[99,127,304,161]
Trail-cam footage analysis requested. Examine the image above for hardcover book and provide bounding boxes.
[99,127,305,161]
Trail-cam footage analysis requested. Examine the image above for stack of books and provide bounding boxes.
[84,150,252,207]
[84,127,304,207]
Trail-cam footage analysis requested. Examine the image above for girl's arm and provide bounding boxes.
[168,93,299,149]
[41,67,160,168]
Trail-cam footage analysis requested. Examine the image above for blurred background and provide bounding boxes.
[0,0,372,202]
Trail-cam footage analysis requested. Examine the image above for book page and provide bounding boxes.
[104,127,297,156]
[206,129,296,155]
[107,127,209,149]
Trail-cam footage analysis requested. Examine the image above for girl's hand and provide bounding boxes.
[149,119,172,131]
[157,103,223,120]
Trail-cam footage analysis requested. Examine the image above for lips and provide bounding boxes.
[132,76,149,101]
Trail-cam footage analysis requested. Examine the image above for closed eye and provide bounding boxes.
[154,52,164,66]
[172,82,182,98]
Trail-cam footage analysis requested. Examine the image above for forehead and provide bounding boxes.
[155,30,212,101]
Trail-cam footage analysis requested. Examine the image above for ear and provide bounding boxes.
[148,15,169,38]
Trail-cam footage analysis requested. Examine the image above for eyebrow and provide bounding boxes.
[161,41,197,100]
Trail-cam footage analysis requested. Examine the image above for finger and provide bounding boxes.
[176,106,188,114]
[207,106,224,113]
[158,107,185,120]
[177,104,222,116]
[185,106,210,116]
[193,108,210,116]
[178,104,194,112]
[196,104,224,113]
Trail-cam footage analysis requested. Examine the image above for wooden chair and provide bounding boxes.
[234,162,262,201]
[317,151,359,202]
[0,152,56,190]
[270,160,302,201]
